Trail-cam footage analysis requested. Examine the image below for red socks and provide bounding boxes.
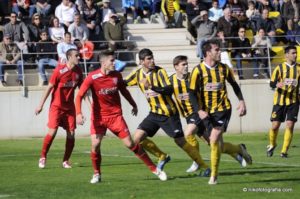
[91,151,101,174]
[130,144,156,172]
[63,138,75,162]
[40,134,54,158]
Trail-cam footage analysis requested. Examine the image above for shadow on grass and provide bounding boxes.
[220,169,289,176]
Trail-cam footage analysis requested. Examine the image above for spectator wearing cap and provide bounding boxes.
[0,33,24,86]
[68,13,89,42]
[57,32,77,63]
[191,10,216,59]
[161,0,183,28]
[99,0,117,24]
[55,0,77,29]
[36,30,58,85]
[103,13,126,51]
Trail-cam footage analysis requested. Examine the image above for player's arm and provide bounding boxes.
[75,77,91,125]
[35,83,54,115]
[119,79,138,116]
[227,68,246,116]
[151,69,173,95]
[269,66,282,89]
[124,69,138,86]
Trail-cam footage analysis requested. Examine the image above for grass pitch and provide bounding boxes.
[0,132,299,199]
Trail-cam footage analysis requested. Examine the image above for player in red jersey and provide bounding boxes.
[75,50,167,183]
[35,48,84,169]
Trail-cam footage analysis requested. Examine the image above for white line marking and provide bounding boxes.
[0,195,12,198]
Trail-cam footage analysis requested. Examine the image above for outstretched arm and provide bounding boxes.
[35,83,54,115]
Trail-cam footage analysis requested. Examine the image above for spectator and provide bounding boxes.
[57,32,77,63]
[99,0,117,24]
[122,0,140,23]
[216,29,234,69]
[251,28,272,79]
[81,0,102,41]
[12,0,36,19]
[283,0,299,25]
[74,39,98,71]
[217,7,240,43]
[55,0,78,29]
[246,0,261,32]
[0,33,24,86]
[191,10,216,59]
[35,0,52,17]
[4,12,30,53]
[28,13,47,44]
[36,30,58,85]
[152,0,162,15]
[138,0,153,20]
[208,0,223,22]
[232,27,252,80]
[68,13,89,42]
[103,14,126,51]
[256,8,276,44]
[270,0,284,12]
[48,16,65,44]
[286,19,300,44]
[186,0,206,41]
[161,0,183,28]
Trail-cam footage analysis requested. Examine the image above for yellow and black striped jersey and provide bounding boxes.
[189,62,236,113]
[125,66,178,116]
[170,73,201,118]
[271,62,300,105]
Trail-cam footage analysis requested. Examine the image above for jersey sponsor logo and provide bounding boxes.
[204,82,223,91]
[99,87,118,95]
[284,78,298,86]
[59,67,69,74]
[177,93,190,101]
[92,73,103,79]
[144,89,160,99]
[63,81,77,87]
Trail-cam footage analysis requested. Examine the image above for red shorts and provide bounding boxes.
[48,106,76,132]
[91,115,130,139]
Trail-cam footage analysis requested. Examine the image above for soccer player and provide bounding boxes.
[35,48,84,169]
[75,50,167,184]
[189,40,252,185]
[267,45,300,158]
[124,48,211,176]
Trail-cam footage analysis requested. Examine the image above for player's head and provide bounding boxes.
[284,45,297,63]
[139,48,155,69]
[202,39,221,61]
[173,55,188,75]
[99,50,115,72]
[66,48,80,65]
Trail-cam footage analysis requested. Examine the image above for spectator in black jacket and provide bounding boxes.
[36,30,57,85]
[232,27,252,80]
[256,8,276,44]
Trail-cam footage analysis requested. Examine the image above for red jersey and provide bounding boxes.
[77,70,128,120]
[49,64,83,111]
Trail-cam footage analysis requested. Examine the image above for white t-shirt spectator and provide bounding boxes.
[49,26,65,42]
[55,2,77,25]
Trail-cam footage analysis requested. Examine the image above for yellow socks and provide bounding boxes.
[281,128,293,154]
[269,128,279,147]
[222,142,242,158]
[185,134,199,152]
[140,138,167,161]
[182,141,208,169]
[210,142,221,177]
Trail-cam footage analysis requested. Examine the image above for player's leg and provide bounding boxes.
[185,122,201,173]
[208,127,222,185]
[62,130,75,168]
[90,133,104,184]
[140,138,169,164]
[39,128,58,168]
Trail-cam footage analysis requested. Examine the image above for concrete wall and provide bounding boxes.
[0,80,295,139]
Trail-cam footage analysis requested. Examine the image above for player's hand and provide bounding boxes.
[76,114,86,125]
[237,100,247,117]
[140,78,151,89]
[198,110,208,120]
[131,106,138,116]
[35,105,43,115]
[276,82,284,88]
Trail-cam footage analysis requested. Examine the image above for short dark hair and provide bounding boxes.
[173,55,188,66]
[285,45,297,54]
[64,32,71,37]
[139,48,153,60]
[98,50,115,62]
[202,39,220,57]
[66,48,78,60]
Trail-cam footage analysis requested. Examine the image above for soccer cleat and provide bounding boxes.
[240,144,252,165]
[266,145,276,157]
[208,176,218,185]
[186,161,199,173]
[280,153,288,158]
[200,168,211,177]
[90,173,101,184]
[153,168,167,181]
[236,153,247,167]
[62,161,72,169]
[157,155,171,171]
[38,157,46,169]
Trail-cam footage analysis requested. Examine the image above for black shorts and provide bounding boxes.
[138,112,184,138]
[207,109,232,132]
[186,113,206,136]
[270,103,299,122]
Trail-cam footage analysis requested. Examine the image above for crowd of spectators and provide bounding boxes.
[0,0,299,86]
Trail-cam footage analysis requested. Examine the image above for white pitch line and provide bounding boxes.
[0,152,299,168]
[0,195,12,198]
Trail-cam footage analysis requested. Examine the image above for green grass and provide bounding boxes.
[0,132,299,199]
